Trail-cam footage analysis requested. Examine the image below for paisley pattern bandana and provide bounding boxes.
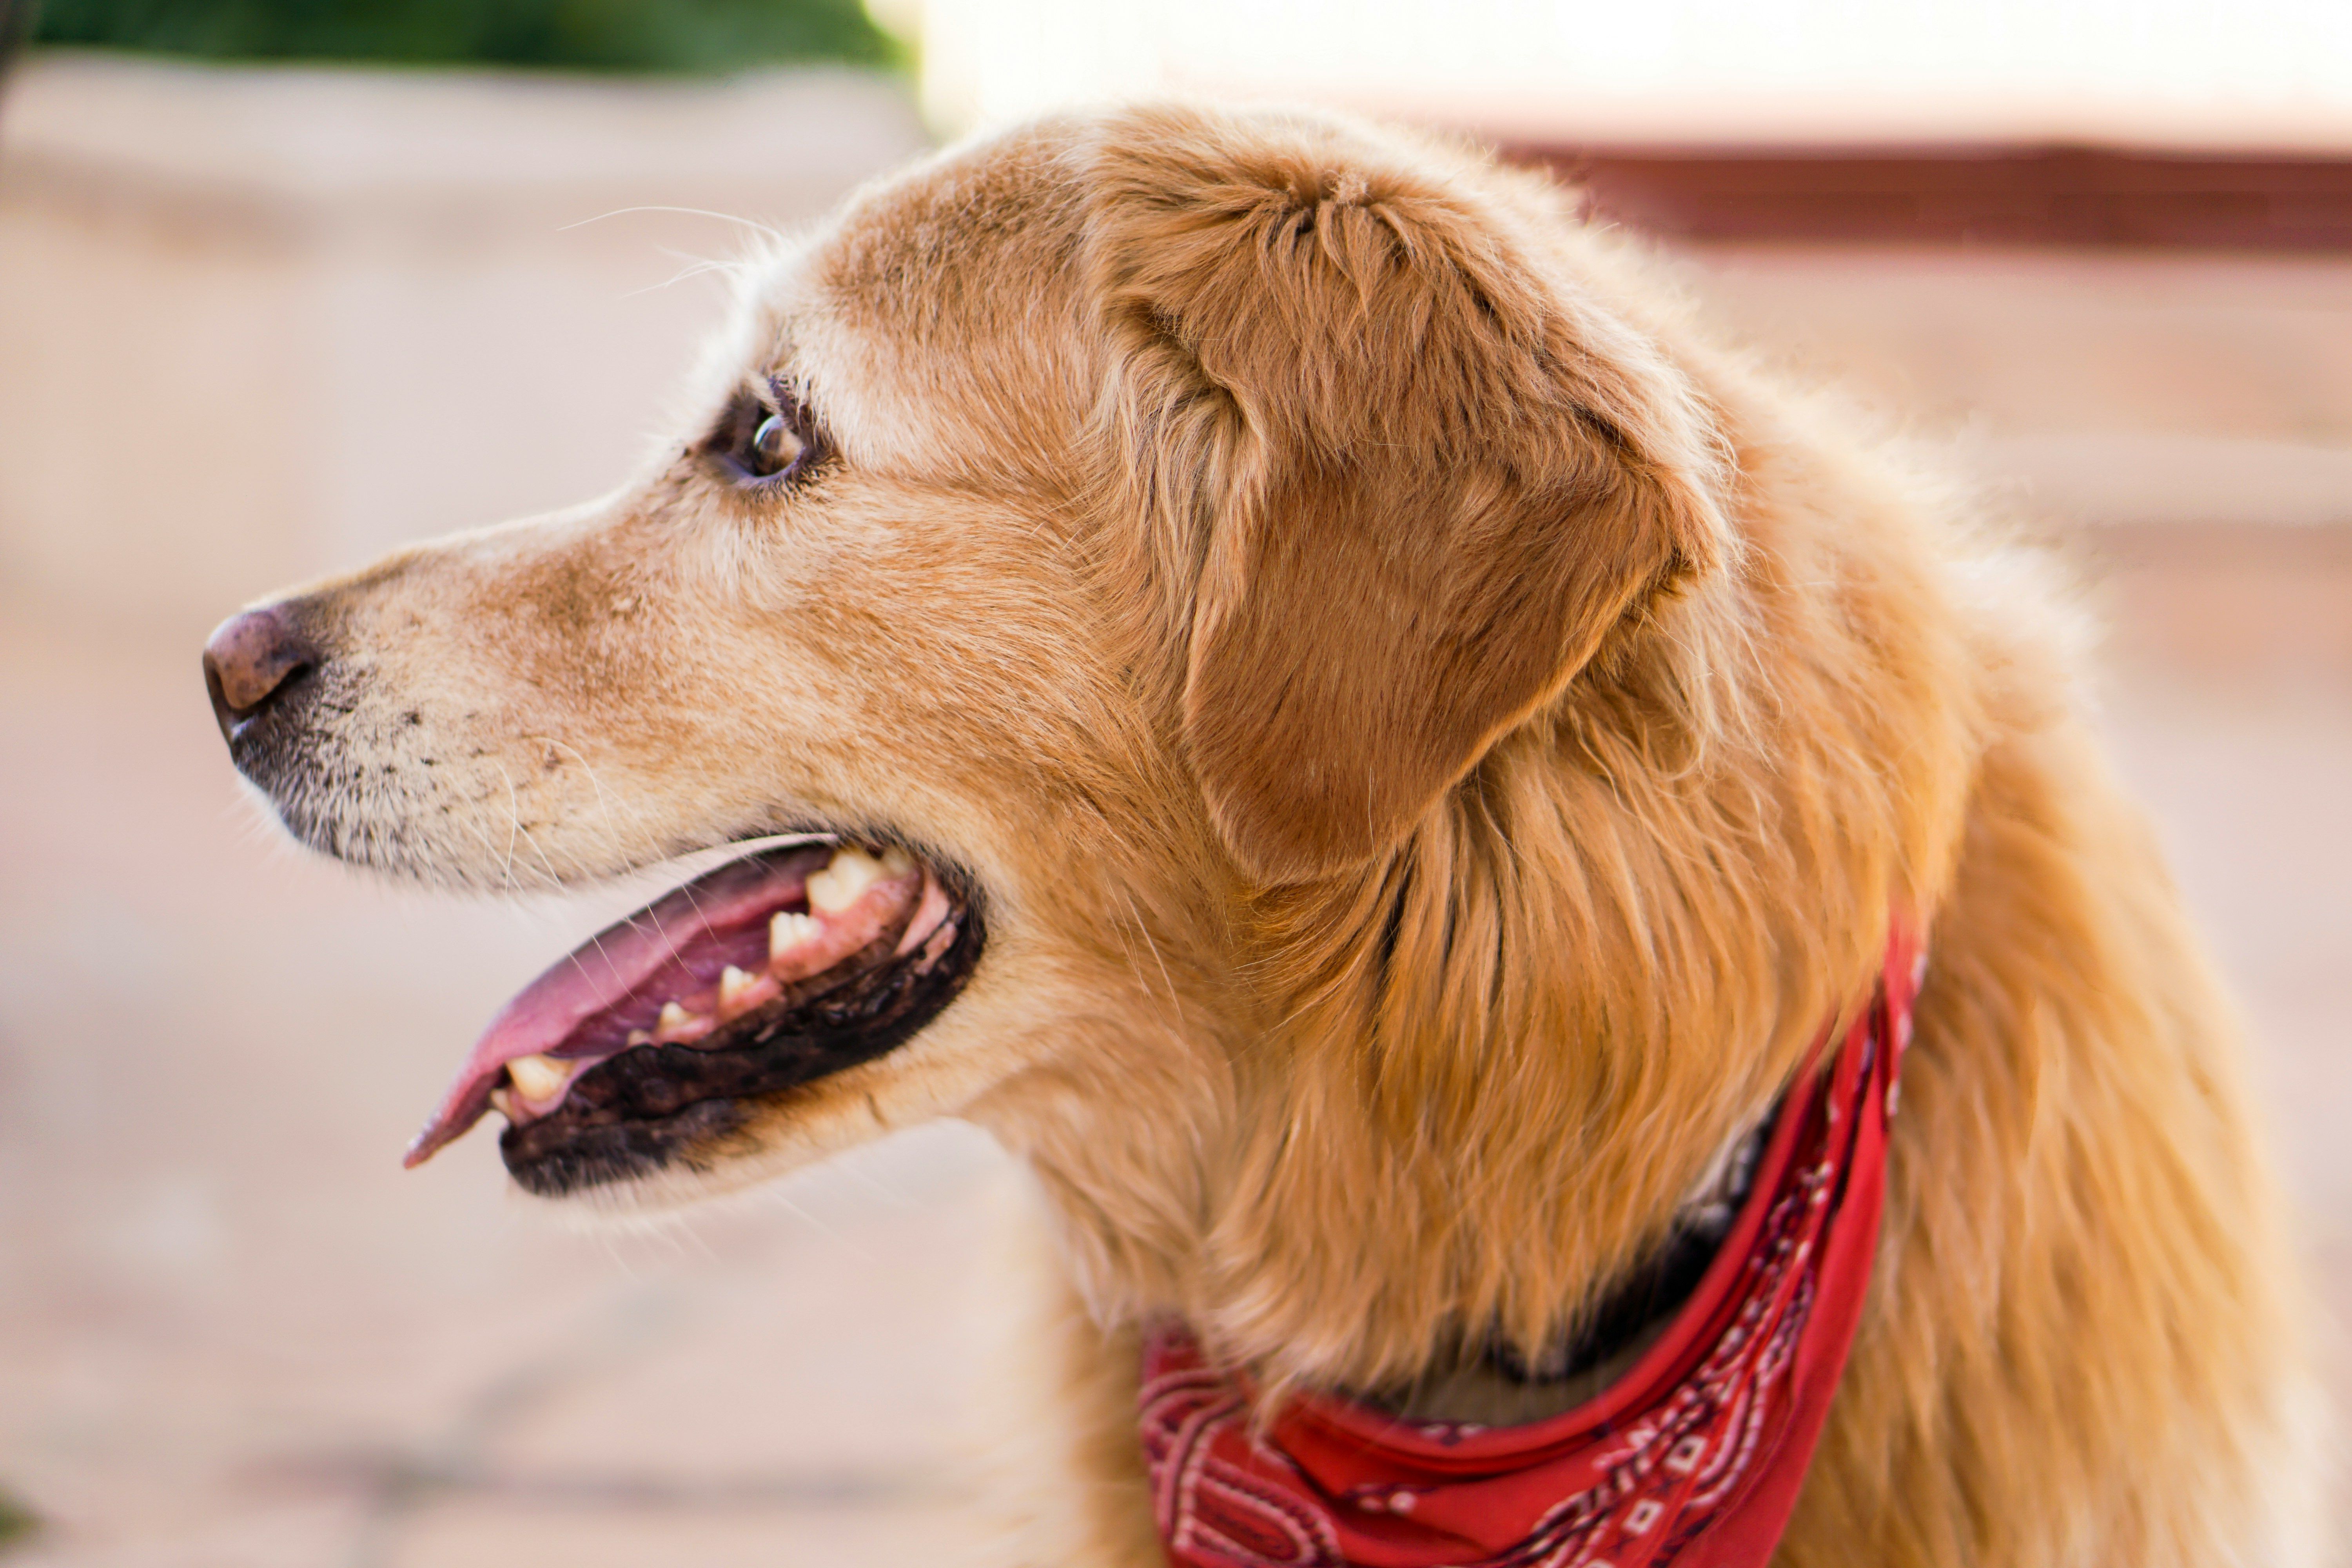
[1140,934,1923,1568]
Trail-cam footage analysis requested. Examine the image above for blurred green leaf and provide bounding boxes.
[0,1487,36,1552]
[32,0,900,73]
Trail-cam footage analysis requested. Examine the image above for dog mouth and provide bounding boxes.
[404,837,982,1195]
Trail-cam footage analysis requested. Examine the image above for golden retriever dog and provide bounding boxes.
[203,103,2323,1564]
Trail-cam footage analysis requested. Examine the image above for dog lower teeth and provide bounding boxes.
[769,910,820,959]
[488,845,927,1129]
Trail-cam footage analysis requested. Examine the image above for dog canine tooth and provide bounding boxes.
[807,846,889,914]
[506,1053,570,1103]
[769,910,820,960]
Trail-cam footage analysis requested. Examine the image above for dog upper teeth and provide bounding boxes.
[506,1053,570,1103]
[769,910,821,959]
[807,846,889,914]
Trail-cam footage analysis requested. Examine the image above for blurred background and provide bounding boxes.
[1,0,2348,1563]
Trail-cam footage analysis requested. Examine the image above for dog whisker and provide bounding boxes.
[555,204,786,241]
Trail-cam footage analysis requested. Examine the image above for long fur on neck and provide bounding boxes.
[986,374,1994,1399]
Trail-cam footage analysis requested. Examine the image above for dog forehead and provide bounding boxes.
[732,125,1096,484]
[825,124,1089,307]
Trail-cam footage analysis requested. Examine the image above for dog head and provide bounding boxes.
[205,105,1740,1277]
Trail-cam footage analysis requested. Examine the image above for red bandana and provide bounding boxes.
[1140,934,1922,1568]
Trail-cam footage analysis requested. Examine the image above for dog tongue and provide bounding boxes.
[403,842,834,1168]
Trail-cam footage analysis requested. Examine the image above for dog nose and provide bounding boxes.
[203,604,318,741]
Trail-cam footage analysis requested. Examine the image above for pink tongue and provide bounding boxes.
[403,842,834,1168]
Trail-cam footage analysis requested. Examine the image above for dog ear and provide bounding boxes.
[1087,111,1734,883]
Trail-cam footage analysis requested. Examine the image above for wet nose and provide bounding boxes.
[202,604,318,742]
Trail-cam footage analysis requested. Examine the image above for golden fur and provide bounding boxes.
[229,104,2323,1563]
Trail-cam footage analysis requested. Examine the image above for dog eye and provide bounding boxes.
[750,414,804,477]
[706,383,824,488]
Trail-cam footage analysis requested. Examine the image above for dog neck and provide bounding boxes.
[983,546,1969,1400]
[1352,1113,1772,1427]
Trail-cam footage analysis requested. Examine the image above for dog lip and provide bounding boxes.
[496,888,981,1198]
[403,839,846,1167]
[402,836,975,1173]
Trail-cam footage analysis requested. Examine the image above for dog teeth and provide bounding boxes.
[807,846,915,914]
[657,1000,693,1036]
[769,910,821,959]
[716,962,782,1022]
[626,1028,653,1047]
[489,1086,516,1119]
[806,847,890,914]
[506,1053,570,1103]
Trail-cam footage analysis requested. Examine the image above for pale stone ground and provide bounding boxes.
[0,592,1020,1565]
[2,103,2350,1559]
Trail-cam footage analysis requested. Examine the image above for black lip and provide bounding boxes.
[498,870,985,1197]
[216,657,384,866]
[220,676,320,786]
